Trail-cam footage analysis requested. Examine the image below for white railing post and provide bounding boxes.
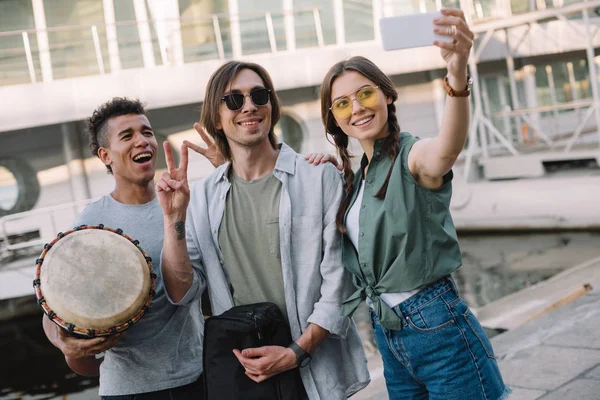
[283,0,296,51]
[333,0,345,46]
[372,0,382,42]
[91,25,106,74]
[31,0,53,82]
[228,0,242,58]
[313,8,325,48]
[212,15,225,60]
[265,12,278,53]
[22,32,37,83]
[102,0,122,72]
[133,0,156,68]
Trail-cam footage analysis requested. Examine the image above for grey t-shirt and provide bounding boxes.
[75,195,203,396]
[218,172,287,320]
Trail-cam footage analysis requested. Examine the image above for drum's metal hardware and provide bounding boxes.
[98,224,104,229]
[87,329,96,338]
[133,240,140,245]
[35,258,43,264]
[145,256,152,262]
[47,310,55,319]
[116,228,123,234]
[67,323,75,333]
[110,327,118,334]
[150,272,157,280]
[37,297,45,306]
[57,232,64,238]
[32,278,40,287]
[43,243,52,250]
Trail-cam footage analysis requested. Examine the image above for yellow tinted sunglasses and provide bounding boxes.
[330,86,379,119]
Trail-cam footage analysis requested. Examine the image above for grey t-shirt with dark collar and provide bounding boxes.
[75,195,203,396]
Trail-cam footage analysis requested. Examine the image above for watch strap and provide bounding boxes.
[288,342,312,368]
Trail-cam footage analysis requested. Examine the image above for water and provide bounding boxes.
[1,231,599,399]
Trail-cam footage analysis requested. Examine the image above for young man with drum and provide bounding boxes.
[42,98,213,400]
[158,61,369,399]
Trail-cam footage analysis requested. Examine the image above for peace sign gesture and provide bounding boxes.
[157,142,190,219]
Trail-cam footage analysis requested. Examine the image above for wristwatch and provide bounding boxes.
[444,75,473,97]
[288,342,312,368]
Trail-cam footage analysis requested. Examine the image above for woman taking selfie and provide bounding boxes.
[313,8,509,400]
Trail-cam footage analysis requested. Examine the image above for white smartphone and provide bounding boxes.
[379,11,452,51]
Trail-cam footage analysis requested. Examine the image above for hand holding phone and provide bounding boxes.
[379,11,453,51]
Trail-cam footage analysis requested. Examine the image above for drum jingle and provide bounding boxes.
[33,225,157,338]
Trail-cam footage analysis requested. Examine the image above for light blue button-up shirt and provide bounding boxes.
[186,144,369,399]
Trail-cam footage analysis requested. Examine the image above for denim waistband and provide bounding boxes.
[394,276,459,316]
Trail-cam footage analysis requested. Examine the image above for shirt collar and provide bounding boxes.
[213,142,296,184]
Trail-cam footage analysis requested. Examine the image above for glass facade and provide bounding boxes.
[179,0,230,62]
[0,0,37,85]
[237,0,285,54]
[44,0,109,79]
[294,0,336,47]
[113,0,145,70]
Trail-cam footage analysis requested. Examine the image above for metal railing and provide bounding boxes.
[462,0,600,179]
[0,7,332,87]
[0,198,96,259]
[0,0,583,87]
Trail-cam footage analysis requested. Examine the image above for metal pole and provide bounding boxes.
[283,0,295,52]
[497,76,511,139]
[333,0,345,46]
[469,58,489,158]
[212,15,225,60]
[91,25,106,74]
[582,4,600,147]
[133,0,156,68]
[31,0,53,82]
[22,32,37,83]
[228,0,242,58]
[102,0,121,72]
[504,28,522,144]
[546,65,559,133]
[372,0,382,42]
[313,8,325,48]
[265,12,277,53]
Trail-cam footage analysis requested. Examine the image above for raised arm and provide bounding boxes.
[157,142,197,303]
[408,8,475,188]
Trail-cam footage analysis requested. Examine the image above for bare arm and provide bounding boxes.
[157,142,194,303]
[408,8,475,188]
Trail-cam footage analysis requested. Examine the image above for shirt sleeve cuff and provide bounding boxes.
[165,271,201,306]
[307,303,351,338]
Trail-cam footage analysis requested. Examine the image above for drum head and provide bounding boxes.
[34,226,155,336]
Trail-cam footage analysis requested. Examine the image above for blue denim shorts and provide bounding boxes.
[371,277,511,400]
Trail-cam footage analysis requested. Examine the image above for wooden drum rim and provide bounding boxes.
[33,224,157,338]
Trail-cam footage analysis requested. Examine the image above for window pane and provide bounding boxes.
[0,0,37,85]
[45,0,108,79]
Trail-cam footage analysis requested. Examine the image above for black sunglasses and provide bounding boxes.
[221,88,271,111]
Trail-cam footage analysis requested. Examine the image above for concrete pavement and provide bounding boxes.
[353,290,600,400]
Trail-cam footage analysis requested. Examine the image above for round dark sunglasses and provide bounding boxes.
[221,88,271,111]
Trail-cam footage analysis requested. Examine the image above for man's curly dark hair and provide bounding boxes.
[87,97,147,174]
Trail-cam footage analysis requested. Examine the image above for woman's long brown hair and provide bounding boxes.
[320,56,402,232]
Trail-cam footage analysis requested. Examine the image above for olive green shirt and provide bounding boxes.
[218,172,288,321]
[341,132,462,330]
